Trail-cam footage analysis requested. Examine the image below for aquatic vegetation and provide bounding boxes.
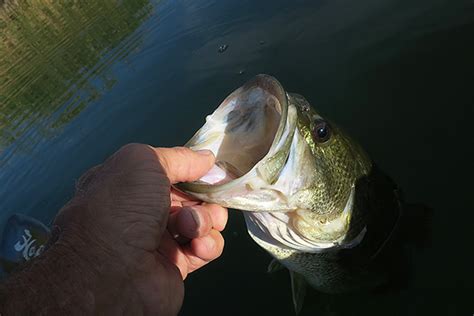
[0,0,152,149]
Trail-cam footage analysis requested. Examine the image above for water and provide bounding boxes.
[0,0,473,314]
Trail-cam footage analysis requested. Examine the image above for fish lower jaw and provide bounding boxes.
[290,185,359,246]
[290,210,350,244]
[242,187,364,254]
[243,210,350,254]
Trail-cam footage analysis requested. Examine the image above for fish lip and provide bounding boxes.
[178,74,289,194]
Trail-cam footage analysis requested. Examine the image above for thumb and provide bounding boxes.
[152,147,215,184]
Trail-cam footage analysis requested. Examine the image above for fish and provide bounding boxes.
[177,74,429,313]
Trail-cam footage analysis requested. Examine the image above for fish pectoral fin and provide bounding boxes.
[290,270,307,315]
[267,258,285,273]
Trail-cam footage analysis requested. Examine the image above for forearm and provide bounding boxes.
[0,239,94,314]
[0,235,140,315]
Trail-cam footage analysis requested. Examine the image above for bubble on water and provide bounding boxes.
[218,44,229,53]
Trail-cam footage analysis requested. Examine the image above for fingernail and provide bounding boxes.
[195,149,214,157]
[183,207,200,230]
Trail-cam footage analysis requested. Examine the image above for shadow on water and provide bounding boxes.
[0,0,473,315]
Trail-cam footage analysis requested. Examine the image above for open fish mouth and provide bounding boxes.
[178,74,298,211]
[175,76,414,312]
[177,74,328,250]
[178,74,370,251]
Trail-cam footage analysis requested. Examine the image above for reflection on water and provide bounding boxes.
[0,0,152,151]
[0,0,473,315]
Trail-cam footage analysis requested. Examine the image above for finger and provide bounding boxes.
[183,230,225,269]
[158,229,225,279]
[158,231,189,279]
[202,203,228,232]
[152,147,215,184]
[168,206,192,244]
[170,187,200,203]
[171,200,183,208]
[170,197,200,208]
[168,206,213,240]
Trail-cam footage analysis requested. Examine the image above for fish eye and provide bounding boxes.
[312,120,331,143]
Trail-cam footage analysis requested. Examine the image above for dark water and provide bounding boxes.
[1,0,473,314]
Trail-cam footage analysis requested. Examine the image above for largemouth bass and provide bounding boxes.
[178,75,425,313]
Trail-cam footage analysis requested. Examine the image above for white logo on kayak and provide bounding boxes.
[13,229,45,260]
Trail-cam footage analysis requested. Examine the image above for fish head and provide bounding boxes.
[285,93,372,242]
[178,75,371,245]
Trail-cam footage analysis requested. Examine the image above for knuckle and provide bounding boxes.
[171,147,193,161]
[111,143,160,172]
[75,164,102,195]
[156,152,171,174]
[158,147,192,176]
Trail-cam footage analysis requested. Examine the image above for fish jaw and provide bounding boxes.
[177,75,303,211]
[178,74,372,245]
[179,102,298,211]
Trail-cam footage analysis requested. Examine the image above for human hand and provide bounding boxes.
[0,144,227,316]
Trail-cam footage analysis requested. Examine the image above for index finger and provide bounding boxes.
[171,187,200,203]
